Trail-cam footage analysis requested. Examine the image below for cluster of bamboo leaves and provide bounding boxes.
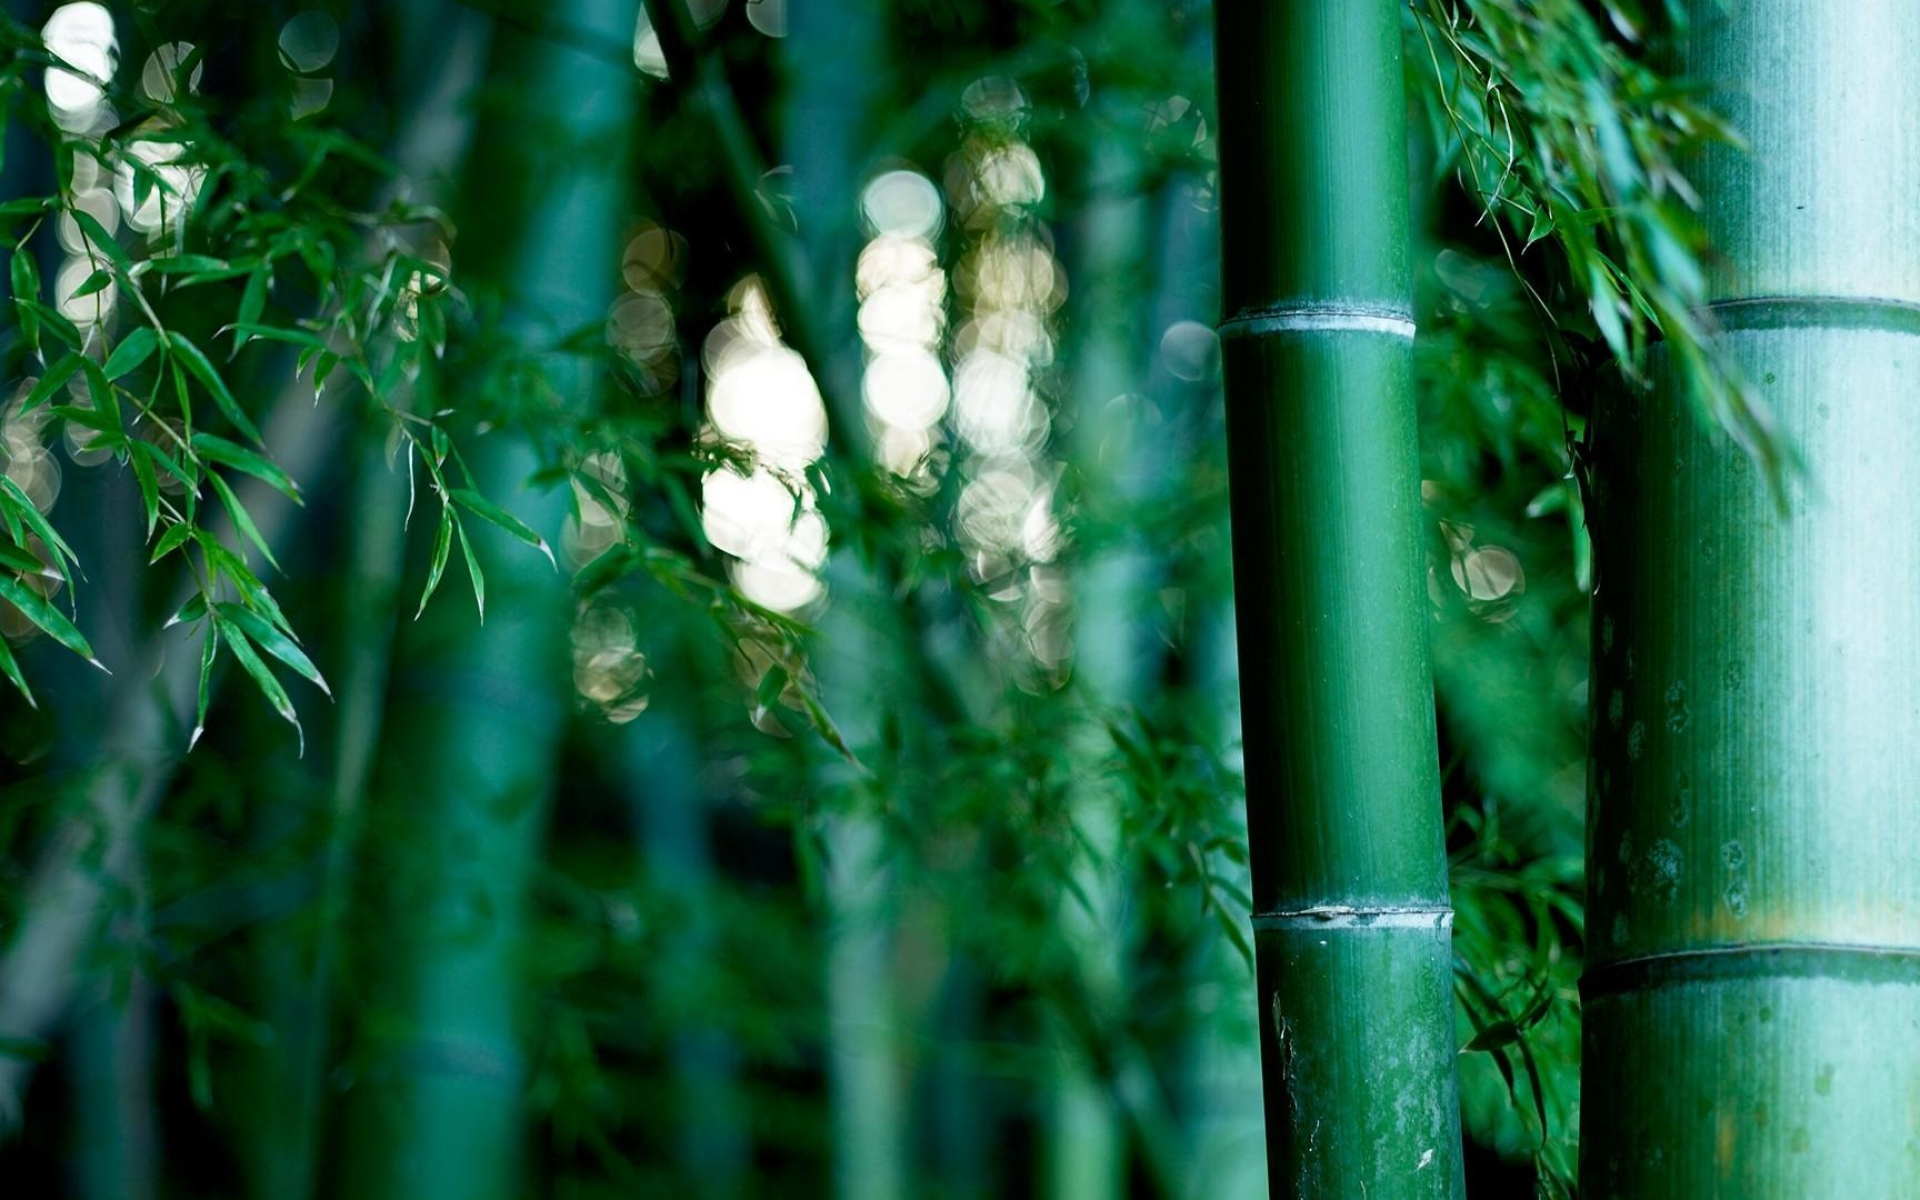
[1411,0,1788,487]
[0,12,544,752]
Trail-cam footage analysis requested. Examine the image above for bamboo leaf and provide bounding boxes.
[0,630,34,708]
[416,503,453,618]
[0,576,104,671]
[22,353,82,413]
[454,514,485,624]
[104,327,160,381]
[207,472,280,571]
[215,602,328,696]
[68,208,130,270]
[151,521,194,563]
[0,479,77,593]
[190,619,217,751]
[69,269,112,298]
[450,488,555,567]
[191,432,301,503]
[171,333,263,445]
[216,616,303,754]
[168,593,209,629]
[0,541,45,576]
[130,443,160,538]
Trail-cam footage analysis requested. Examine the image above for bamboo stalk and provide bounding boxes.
[242,13,489,1195]
[1211,2,1463,1195]
[1581,3,1920,1193]
[1050,119,1153,1200]
[337,3,635,1196]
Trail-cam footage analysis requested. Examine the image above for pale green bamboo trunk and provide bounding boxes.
[1211,2,1464,1195]
[338,4,635,1196]
[780,3,910,1197]
[626,705,749,1196]
[1049,120,1153,1200]
[1581,3,1920,1194]
[242,11,488,1195]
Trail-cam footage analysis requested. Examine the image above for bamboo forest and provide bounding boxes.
[0,0,1908,1195]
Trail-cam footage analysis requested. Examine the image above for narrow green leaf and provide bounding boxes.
[166,592,208,629]
[17,300,81,352]
[221,323,326,351]
[450,488,555,567]
[755,663,789,714]
[0,478,78,591]
[172,334,262,445]
[0,631,34,708]
[190,620,217,750]
[22,354,82,413]
[69,208,130,270]
[415,504,453,618]
[191,432,300,502]
[0,576,103,670]
[104,327,160,381]
[130,444,160,538]
[77,358,121,433]
[217,618,303,755]
[236,269,268,336]
[145,254,227,275]
[70,269,112,298]
[151,521,193,563]
[454,515,485,624]
[207,472,280,571]
[216,601,328,697]
[49,405,124,439]
[0,541,45,575]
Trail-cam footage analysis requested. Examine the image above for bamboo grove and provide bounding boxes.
[0,0,1904,1195]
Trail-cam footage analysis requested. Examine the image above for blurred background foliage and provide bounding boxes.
[0,0,1724,1195]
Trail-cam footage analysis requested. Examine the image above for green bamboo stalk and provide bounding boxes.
[624,699,749,1198]
[776,5,912,1197]
[1211,2,1464,1195]
[1051,121,1153,1200]
[1580,4,1920,1194]
[337,4,635,1196]
[242,14,489,1195]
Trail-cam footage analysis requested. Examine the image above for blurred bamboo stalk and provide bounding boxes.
[625,692,749,1197]
[1211,1,1464,1194]
[240,7,492,1195]
[337,2,636,1196]
[1049,114,1152,1200]
[777,2,912,1196]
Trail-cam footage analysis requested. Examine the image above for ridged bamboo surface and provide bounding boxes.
[1582,3,1920,1194]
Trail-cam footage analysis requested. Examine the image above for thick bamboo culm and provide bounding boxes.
[1210,2,1464,1196]
[1581,3,1920,1194]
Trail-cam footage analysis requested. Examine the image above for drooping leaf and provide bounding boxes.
[216,601,329,697]
[450,488,555,566]
[172,334,263,445]
[216,616,302,754]
[207,472,281,571]
[192,432,301,503]
[416,503,453,618]
[104,327,160,381]
[0,576,103,671]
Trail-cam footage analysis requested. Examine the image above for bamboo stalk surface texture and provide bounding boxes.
[1582,3,1920,1195]
[1212,2,1464,1195]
